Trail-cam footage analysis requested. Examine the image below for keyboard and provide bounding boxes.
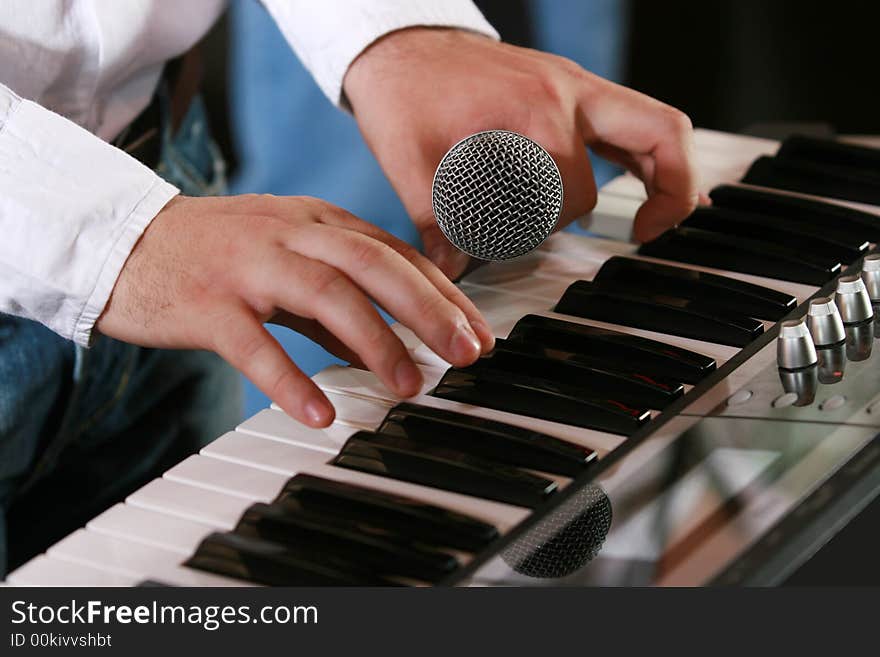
[7,129,880,587]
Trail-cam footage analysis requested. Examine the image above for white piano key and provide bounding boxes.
[88,503,211,555]
[49,529,184,578]
[577,194,642,239]
[127,478,251,529]
[203,428,529,532]
[164,454,288,501]
[6,555,137,587]
[237,403,354,452]
[312,365,445,403]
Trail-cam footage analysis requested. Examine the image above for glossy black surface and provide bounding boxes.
[333,432,558,508]
[743,155,880,206]
[432,366,651,435]
[281,474,498,552]
[777,135,880,174]
[709,184,880,243]
[638,226,841,285]
[236,502,459,583]
[483,338,684,409]
[555,279,765,347]
[508,314,716,385]
[681,206,866,264]
[186,532,397,586]
[381,402,596,477]
[594,255,798,320]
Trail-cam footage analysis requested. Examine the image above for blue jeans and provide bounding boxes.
[0,93,242,576]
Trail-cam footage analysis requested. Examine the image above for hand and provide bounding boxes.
[96,194,494,427]
[344,28,701,279]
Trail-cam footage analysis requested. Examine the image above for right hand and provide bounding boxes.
[96,194,495,428]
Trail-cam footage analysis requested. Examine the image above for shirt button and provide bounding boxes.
[772,392,799,408]
[820,395,847,411]
[728,390,753,406]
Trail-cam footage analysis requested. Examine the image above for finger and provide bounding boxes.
[314,208,495,349]
[285,224,483,368]
[577,80,700,241]
[270,312,367,368]
[267,250,426,398]
[211,307,335,427]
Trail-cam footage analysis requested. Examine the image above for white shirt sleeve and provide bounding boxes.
[260,0,499,105]
[0,83,179,346]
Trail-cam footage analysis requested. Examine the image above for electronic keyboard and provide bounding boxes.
[7,129,880,587]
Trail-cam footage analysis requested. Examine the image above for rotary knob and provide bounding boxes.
[835,274,874,324]
[861,253,880,303]
[807,296,845,346]
[777,317,818,370]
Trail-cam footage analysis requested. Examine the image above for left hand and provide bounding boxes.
[344,27,701,279]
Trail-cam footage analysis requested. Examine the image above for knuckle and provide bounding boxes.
[302,262,346,298]
[348,237,389,271]
[664,107,693,134]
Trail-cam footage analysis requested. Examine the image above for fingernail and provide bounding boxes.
[450,323,481,364]
[304,399,332,426]
[469,318,495,351]
[394,358,423,396]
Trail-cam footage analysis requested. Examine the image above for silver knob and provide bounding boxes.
[835,274,874,324]
[861,253,880,302]
[777,318,818,370]
[807,296,845,346]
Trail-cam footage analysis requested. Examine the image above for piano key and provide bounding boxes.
[379,402,596,476]
[742,155,880,207]
[776,134,880,173]
[555,280,765,347]
[320,365,627,457]
[281,474,499,552]
[312,365,445,404]
[236,502,460,583]
[709,184,880,243]
[237,406,351,453]
[595,255,797,321]
[126,477,252,529]
[433,365,651,435]
[48,529,185,579]
[333,432,559,508]
[6,554,138,586]
[681,207,867,264]
[543,231,816,302]
[164,454,288,501]
[186,532,397,586]
[638,227,841,285]
[88,503,212,554]
[203,429,529,532]
[507,314,716,384]
[481,337,685,409]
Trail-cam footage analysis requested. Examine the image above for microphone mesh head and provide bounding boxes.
[432,130,563,261]
[501,483,612,579]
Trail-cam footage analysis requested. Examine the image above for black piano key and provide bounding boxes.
[742,155,880,206]
[637,226,841,286]
[186,532,398,586]
[281,474,499,552]
[681,207,866,264]
[332,432,558,509]
[432,366,651,436]
[777,135,880,176]
[554,279,764,347]
[508,314,716,385]
[593,255,798,320]
[236,502,459,583]
[709,184,880,243]
[379,402,596,477]
[482,338,684,409]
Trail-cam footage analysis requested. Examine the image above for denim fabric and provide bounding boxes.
[0,93,242,576]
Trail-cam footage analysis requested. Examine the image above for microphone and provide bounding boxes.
[501,483,612,579]
[432,130,563,261]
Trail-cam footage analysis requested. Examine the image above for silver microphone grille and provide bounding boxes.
[432,130,563,261]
